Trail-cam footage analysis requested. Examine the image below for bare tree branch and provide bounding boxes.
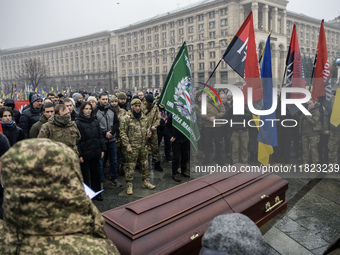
[17,59,48,91]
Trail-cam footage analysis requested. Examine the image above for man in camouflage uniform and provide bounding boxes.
[142,94,163,171]
[120,99,155,195]
[0,139,119,254]
[29,102,55,138]
[110,95,128,175]
[38,104,81,154]
[300,99,322,166]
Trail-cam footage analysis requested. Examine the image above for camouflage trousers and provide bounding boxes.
[328,132,340,165]
[231,129,249,164]
[123,145,150,182]
[302,135,320,164]
[148,131,159,162]
[116,141,126,176]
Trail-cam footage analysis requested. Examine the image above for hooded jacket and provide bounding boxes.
[38,116,81,154]
[0,139,119,254]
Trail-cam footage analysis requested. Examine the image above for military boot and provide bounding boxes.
[142,180,156,190]
[126,182,133,195]
[155,161,163,172]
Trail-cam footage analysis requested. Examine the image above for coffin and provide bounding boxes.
[102,164,289,255]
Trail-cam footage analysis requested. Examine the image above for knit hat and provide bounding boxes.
[110,96,118,102]
[31,93,43,104]
[117,92,127,99]
[87,96,97,103]
[114,89,120,94]
[200,213,268,255]
[131,99,141,105]
[72,93,82,101]
[145,94,154,103]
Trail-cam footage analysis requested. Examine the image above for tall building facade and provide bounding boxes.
[1,0,339,93]
[0,31,118,93]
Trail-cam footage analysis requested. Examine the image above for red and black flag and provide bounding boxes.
[284,25,306,115]
[222,11,262,104]
[311,20,332,113]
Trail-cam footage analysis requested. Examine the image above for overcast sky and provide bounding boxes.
[0,0,339,49]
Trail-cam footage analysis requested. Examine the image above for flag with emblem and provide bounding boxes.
[311,20,333,113]
[222,11,263,104]
[158,42,200,150]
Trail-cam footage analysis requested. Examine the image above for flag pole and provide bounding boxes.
[205,37,233,85]
[281,65,287,89]
[258,30,272,65]
[205,58,223,84]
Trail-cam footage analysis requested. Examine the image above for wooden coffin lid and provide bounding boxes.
[102,164,288,239]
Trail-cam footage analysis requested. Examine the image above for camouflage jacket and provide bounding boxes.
[142,102,160,128]
[201,99,226,128]
[29,114,49,138]
[300,106,322,136]
[38,116,81,154]
[119,111,149,150]
[0,139,120,254]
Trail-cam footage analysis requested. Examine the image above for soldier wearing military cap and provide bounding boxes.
[110,95,128,175]
[117,92,130,111]
[119,98,155,195]
[142,94,163,172]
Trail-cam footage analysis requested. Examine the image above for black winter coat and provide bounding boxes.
[2,124,25,147]
[76,115,106,160]
[19,105,42,138]
[165,114,188,143]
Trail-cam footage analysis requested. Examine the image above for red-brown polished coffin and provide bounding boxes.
[102,164,289,255]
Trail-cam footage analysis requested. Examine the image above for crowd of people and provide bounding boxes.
[1,87,339,254]
[0,87,339,198]
[196,88,340,171]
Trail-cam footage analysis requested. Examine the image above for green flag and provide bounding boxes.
[159,42,200,150]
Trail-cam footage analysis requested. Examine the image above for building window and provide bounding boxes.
[221,19,228,27]
[188,26,194,33]
[210,62,216,69]
[198,14,204,21]
[170,30,175,37]
[188,17,193,24]
[162,32,167,39]
[199,63,204,70]
[209,22,215,29]
[179,19,184,26]
[220,8,228,16]
[163,66,167,73]
[210,52,216,58]
[179,28,184,35]
[198,24,204,31]
[199,34,204,40]
[162,24,166,30]
[209,31,216,39]
[209,11,215,18]
[198,43,204,50]
[170,22,175,28]
[221,29,228,36]
[199,53,204,59]
[188,36,194,42]
[209,42,215,48]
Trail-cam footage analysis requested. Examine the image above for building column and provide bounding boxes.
[251,2,259,30]
[271,8,278,33]
[263,4,269,32]
[272,49,279,82]
[282,9,287,36]
[239,5,244,26]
